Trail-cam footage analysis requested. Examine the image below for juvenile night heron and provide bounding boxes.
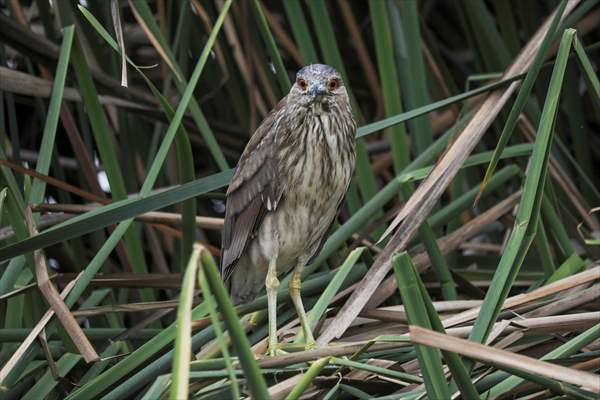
[220,64,356,355]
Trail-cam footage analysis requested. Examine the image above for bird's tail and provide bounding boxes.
[227,256,265,306]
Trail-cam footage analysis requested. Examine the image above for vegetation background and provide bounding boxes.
[0,0,599,399]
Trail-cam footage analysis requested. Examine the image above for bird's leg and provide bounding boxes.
[265,256,280,356]
[289,263,316,348]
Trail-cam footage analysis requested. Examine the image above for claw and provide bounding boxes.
[304,340,318,351]
[267,343,287,357]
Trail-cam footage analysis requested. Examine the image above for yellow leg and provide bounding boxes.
[289,266,316,347]
[265,257,280,356]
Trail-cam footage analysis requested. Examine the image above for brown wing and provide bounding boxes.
[220,99,287,281]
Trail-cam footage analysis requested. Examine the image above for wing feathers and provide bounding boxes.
[220,99,287,280]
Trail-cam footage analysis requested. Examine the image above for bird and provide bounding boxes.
[220,64,356,355]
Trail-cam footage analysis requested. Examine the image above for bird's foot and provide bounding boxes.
[267,343,287,357]
[304,340,318,351]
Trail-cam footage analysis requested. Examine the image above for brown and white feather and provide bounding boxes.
[220,64,356,304]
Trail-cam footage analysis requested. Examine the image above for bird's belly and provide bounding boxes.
[253,186,343,274]
[251,133,353,275]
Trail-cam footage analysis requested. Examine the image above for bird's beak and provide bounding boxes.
[308,83,327,98]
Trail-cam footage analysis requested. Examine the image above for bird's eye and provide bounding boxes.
[328,79,338,91]
[297,78,308,90]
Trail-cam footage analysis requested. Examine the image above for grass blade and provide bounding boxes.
[66,0,232,311]
[414,275,480,398]
[369,0,409,171]
[110,0,127,87]
[331,357,422,384]
[251,0,291,94]
[128,0,229,171]
[0,170,232,262]
[284,357,331,400]
[29,26,74,203]
[77,3,197,264]
[20,353,82,400]
[477,0,567,202]
[169,246,200,400]
[197,258,240,399]
[411,326,600,395]
[199,249,270,398]
[573,35,600,113]
[429,165,521,228]
[0,188,6,217]
[391,0,433,154]
[56,1,153,301]
[487,323,600,396]
[62,5,234,395]
[468,28,576,348]
[393,252,450,399]
[282,0,318,64]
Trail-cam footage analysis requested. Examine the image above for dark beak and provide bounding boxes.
[308,83,327,97]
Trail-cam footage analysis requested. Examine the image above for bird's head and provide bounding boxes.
[289,64,348,113]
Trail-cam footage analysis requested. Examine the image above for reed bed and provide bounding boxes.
[0,0,599,399]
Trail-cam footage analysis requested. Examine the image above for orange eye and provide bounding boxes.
[328,79,338,91]
[297,78,308,90]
